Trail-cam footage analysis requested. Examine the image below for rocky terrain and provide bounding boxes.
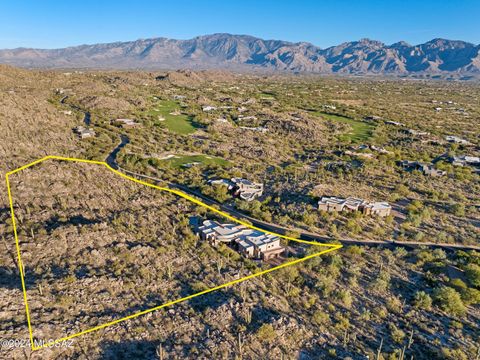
[0,34,479,77]
[0,66,479,359]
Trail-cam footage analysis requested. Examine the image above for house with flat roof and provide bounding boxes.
[231,178,264,201]
[239,126,268,133]
[317,196,347,212]
[405,129,430,137]
[202,106,217,112]
[398,160,446,177]
[451,155,480,167]
[362,202,392,217]
[196,220,284,260]
[112,118,141,128]
[73,126,95,139]
[384,120,405,127]
[318,196,391,217]
[445,135,473,146]
[344,150,375,159]
[209,177,264,201]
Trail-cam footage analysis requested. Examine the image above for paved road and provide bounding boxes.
[60,95,90,126]
[104,143,480,252]
[163,183,480,251]
[106,135,129,168]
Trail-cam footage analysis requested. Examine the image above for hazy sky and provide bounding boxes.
[1,0,479,49]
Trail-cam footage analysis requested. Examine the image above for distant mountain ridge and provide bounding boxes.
[0,33,479,76]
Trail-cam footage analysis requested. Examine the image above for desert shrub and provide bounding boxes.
[460,287,480,305]
[389,324,405,344]
[334,289,353,309]
[413,290,432,310]
[368,270,391,293]
[441,347,468,360]
[256,324,276,343]
[312,310,330,325]
[344,245,364,258]
[433,287,466,317]
[465,264,480,288]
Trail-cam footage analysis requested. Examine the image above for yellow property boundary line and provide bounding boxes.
[5,155,342,351]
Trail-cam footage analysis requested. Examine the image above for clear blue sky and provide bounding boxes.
[1,0,479,49]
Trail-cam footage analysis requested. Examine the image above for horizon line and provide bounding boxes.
[1,32,478,51]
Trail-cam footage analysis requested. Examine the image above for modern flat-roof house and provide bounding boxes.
[362,202,392,217]
[445,135,473,146]
[209,178,264,201]
[370,145,393,154]
[451,155,480,167]
[323,104,337,110]
[112,118,140,128]
[231,178,264,201]
[344,150,375,159]
[196,220,284,260]
[73,126,95,139]
[385,120,405,127]
[405,129,430,137]
[239,126,268,133]
[318,196,391,217]
[318,196,347,212]
[399,160,446,177]
[238,115,258,120]
[202,106,217,112]
[318,197,366,212]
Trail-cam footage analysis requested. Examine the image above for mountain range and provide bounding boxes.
[0,33,479,76]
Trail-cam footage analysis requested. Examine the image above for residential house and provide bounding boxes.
[209,179,233,188]
[370,145,393,155]
[399,160,446,177]
[362,202,392,217]
[318,196,391,217]
[181,162,201,168]
[364,115,382,121]
[318,196,346,212]
[73,126,95,139]
[112,118,140,128]
[323,104,337,110]
[196,220,284,260]
[239,126,268,133]
[202,106,217,112]
[445,136,473,146]
[318,196,363,212]
[450,155,480,167]
[405,129,430,137]
[209,178,264,201]
[344,145,392,159]
[325,161,356,172]
[238,115,258,121]
[231,178,264,201]
[384,120,405,127]
[344,150,375,159]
